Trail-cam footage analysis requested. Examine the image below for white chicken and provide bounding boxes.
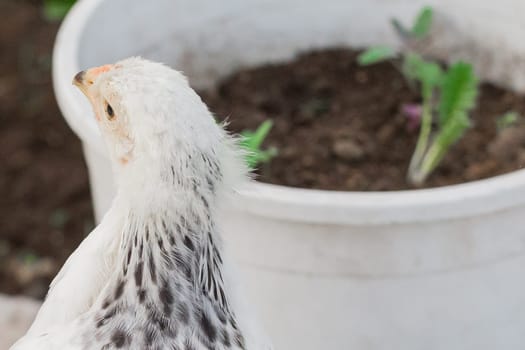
[11,57,271,350]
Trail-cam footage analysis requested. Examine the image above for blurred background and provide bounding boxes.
[0,0,93,301]
[0,2,94,347]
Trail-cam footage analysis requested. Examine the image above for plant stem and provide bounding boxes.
[413,138,446,184]
[408,84,433,185]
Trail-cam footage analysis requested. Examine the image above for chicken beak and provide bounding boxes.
[72,64,113,97]
[72,70,89,96]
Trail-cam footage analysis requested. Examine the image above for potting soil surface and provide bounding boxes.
[201,49,525,191]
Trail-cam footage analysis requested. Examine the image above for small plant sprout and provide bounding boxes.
[49,208,70,230]
[358,6,434,66]
[240,120,278,169]
[408,61,478,184]
[357,46,397,66]
[43,0,76,21]
[357,6,480,185]
[395,6,434,39]
[497,111,520,131]
[21,252,39,265]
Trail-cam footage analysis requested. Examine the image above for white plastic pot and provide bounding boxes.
[53,0,525,349]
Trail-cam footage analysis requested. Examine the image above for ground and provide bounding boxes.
[0,0,93,299]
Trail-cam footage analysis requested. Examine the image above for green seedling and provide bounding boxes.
[408,61,478,184]
[390,6,433,41]
[240,120,278,169]
[357,46,397,66]
[358,6,434,66]
[358,6,480,185]
[21,252,39,265]
[49,208,70,230]
[497,111,520,131]
[43,0,76,21]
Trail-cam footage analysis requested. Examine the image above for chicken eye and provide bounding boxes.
[106,103,115,120]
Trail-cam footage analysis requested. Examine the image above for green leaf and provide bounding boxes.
[417,62,443,88]
[411,6,434,39]
[21,252,39,265]
[357,46,396,66]
[240,120,277,169]
[49,208,70,229]
[402,53,443,90]
[43,0,76,21]
[438,61,478,126]
[402,53,424,81]
[391,18,410,40]
[240,120,273,150]
[497,111,520,131]
[418,112,470,177]
[244,148,278,169]
[434,112,471,151]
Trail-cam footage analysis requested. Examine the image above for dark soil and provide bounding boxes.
[0,1,93,299]
[201,49,525,191]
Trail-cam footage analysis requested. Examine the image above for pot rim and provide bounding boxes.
[53,0,525,225]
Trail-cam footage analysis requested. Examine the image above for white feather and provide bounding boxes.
[12,57,272,350]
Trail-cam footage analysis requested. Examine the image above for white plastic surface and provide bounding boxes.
[53,0,525,348]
